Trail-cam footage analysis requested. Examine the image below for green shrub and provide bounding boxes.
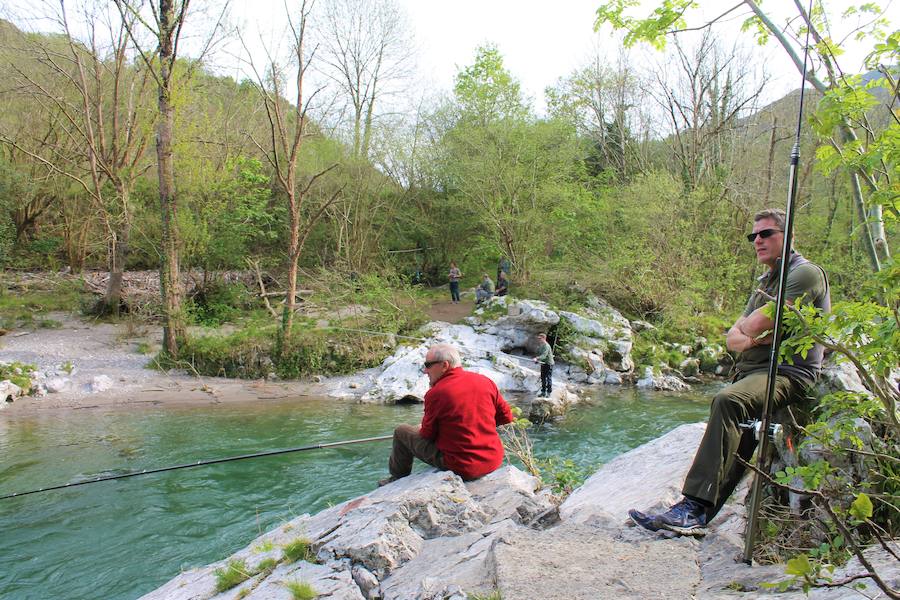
[275,329,392,379]
[167,324,274,378]
[186,282,254,326]
[282,538,314,564]
[0,361,35,391]
[255,557,278,573]
[284,580,318,600]
[213,559,250,593]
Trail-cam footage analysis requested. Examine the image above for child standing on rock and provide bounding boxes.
[533,333,554,397]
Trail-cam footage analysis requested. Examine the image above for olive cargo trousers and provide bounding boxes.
[388,424,445,479]
[682,371,804,520]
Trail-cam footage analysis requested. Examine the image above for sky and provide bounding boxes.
[6,0,887,115]
[397,0,606,110]
[387,0,882,113]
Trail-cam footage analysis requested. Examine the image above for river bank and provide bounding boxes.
[0,314,354,414]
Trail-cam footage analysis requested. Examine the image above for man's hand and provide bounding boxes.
[727,313,774,353]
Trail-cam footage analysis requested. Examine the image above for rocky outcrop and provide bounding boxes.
[358,319,581,419]
[349,297,640,416]
[139,466,556,600]
[142,423,899,600]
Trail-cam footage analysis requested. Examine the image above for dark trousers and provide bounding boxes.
[449,281,460,302]
[388,424,444,479]
[682,371,803,520]
[540,364,553,395]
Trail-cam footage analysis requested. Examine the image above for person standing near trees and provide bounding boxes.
[629,208,830,536]
[496,271,509,297]
[448,261,462,303]
[497,256,511,284]
[379,343,514,486]
[533,332,554,397]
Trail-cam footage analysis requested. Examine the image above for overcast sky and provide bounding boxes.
[7,0,886,115]
[391,0,880,113]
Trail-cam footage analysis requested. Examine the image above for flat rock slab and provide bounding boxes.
[495,517,701,599]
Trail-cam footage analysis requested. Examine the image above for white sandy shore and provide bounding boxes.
[0,314,343,415]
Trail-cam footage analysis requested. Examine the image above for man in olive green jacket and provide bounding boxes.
[630,208,830,536]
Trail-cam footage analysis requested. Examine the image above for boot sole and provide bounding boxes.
[658,522,708,537]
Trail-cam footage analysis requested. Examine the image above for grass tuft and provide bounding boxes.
[213,559,250,593]
[282,537,314,563]
[284,580,318,600]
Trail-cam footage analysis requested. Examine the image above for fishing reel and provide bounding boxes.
[739,419,783,444]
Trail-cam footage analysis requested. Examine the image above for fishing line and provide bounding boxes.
[1,434,392,501]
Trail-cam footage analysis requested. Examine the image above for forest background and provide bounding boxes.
[0,0,895,371]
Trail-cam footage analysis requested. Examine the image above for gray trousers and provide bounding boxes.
[388,424,445,479]
[682,371,803,520]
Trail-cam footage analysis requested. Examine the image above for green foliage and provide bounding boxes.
[282,538,314,564]
[536,457,592,496]
[469,591,502,600]
[185,282,255,327]
[284,580,318,600]
[0,361,35,391]
[594,0,696,49]
[757,260,899,594]
[501,407,593,498]
[169,323,274,378]
[454,44,528,123]
[213,559,250,593]
[255,557,278,573]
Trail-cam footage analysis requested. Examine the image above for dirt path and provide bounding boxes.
[425,298,474,324]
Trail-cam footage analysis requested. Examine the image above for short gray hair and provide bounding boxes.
[754,208,786,230]
[429,343,461,368]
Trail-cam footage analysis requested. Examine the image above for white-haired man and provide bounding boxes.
[380,343,514,486]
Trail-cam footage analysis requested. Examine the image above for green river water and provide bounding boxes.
[0,386,717,600]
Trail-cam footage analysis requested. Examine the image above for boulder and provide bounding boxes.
[816,359,868,395]
[485,300,560,348]
[90,374,114,393]
[679,357,700,378]
[140,467,554,600]
[1,380,22,404]
[45,377,70,394]
[560,423,706,523]
[630,319,656,332]
[635,367,690,392]
[558,310,634,373]
[517,388,579,421]
[361,345,429,403]
[696,343,728,374]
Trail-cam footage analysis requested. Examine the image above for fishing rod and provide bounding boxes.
[0,434,392,501]
[742,0,814,564]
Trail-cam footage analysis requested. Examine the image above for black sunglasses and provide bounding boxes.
[746,228,782,242]
[423,360,444,368]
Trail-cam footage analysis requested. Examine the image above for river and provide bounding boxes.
[0,386,716,599]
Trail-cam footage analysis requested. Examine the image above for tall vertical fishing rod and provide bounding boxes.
[742,0,814,564]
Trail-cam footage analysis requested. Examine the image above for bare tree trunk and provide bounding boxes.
[156,0,184,355]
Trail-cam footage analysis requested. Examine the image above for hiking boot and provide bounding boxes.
[628,508,661,532]
[377,476,398,487]
[629,498,708,536]
[655,497,708,536]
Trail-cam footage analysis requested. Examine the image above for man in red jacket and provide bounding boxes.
[379,343,514,486]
